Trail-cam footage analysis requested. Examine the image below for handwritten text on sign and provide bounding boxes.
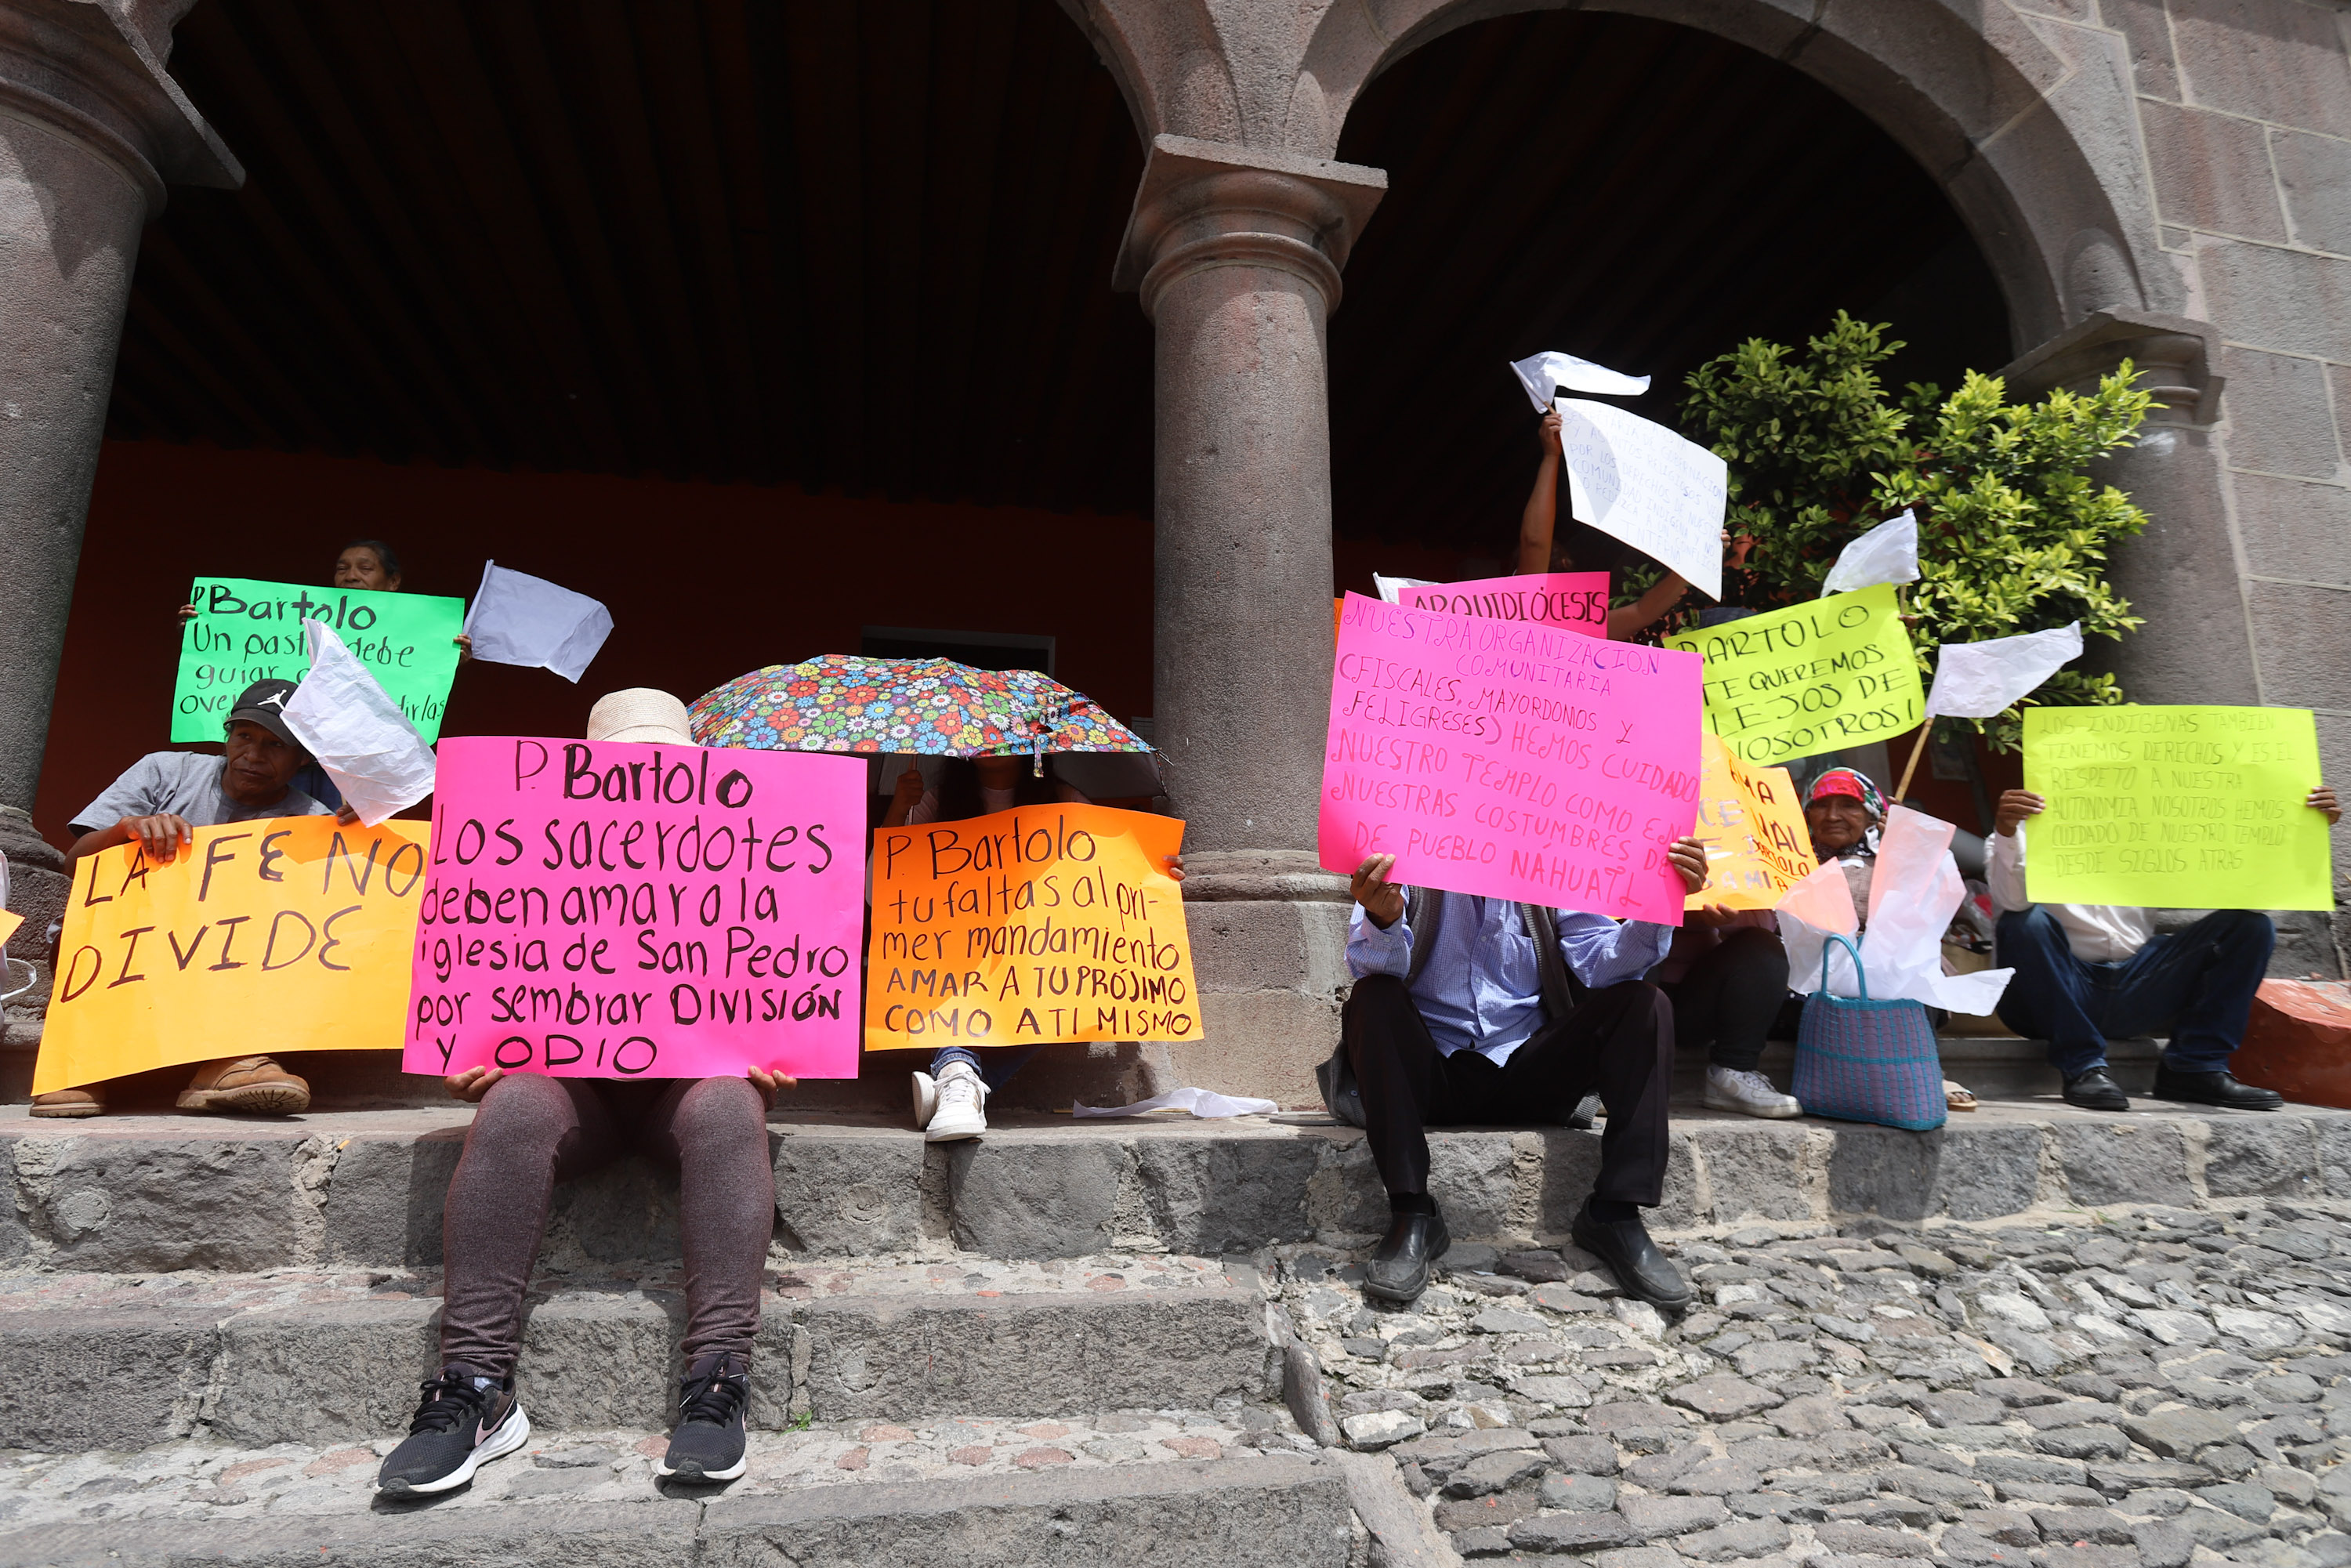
[1319,593,1703,923]
[1688,733,1815,911]
[1665,584,1924,765]
[864,804,1197,1051]
[2022,705,2331,911]
[1400,572,1609,639]
[175,577,465,744]
[35,817,430,1094]
[404,737,867,1081]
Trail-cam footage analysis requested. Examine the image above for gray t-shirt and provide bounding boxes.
[71,751,329,835]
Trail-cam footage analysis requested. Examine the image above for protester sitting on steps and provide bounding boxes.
[1516,407,1755,639]
[31,679,356,1119]
[882,754,1184,1142]
[1650,906,1798,1118]
[1338,837,1715,1309]
[1988,783,2341,1114]
[376,688,782,1497]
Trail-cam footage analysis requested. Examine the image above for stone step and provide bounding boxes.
[0,1259,1277,1450]
[0,1433,1353,1566]
[5,1099,2348,1274]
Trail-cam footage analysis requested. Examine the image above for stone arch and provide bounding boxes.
[1067,0,2169,351]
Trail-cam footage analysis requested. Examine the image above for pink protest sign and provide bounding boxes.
[1399,571,1609,638]
[404,737,867,1081]
[1319,592,1704,923]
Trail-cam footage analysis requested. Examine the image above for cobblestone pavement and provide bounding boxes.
[1272,1200,2351,1565]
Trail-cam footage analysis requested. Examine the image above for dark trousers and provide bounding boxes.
[1657,926,1788,1072]
[1994,906,2274,1077]
[1342,974,1674,1207]
[440,1074,775,1381]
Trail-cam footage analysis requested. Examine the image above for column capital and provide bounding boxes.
[1998,310,2223,425]
[1113,134,1386,320]
[0,0,240,208]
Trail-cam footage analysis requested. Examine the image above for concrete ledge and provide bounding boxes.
[0,1458,1350,1568]
[0,1283,1273,1450]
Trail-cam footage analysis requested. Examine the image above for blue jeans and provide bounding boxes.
[1993,906,2273,1077]
[930,1045,1045,1091]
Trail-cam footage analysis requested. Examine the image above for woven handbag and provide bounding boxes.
[1791,933,1947,1132]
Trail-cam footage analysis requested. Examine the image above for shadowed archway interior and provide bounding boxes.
[1328,9,2011,559]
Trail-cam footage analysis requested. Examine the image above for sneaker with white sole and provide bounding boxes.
[924,1059,988,1141]
[657,1353,750,1483]
[375,1370,531,1495]
[1703,1066,1802,1119]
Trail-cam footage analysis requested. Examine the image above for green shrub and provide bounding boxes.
[1682,312,2153,750]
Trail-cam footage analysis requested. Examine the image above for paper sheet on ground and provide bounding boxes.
[463,562,614,683]
[1073,1087,1277,1119]
[174,577,464,743]
[1687,733,1815,911]
[2020,705,2331,910]
[1555,399,1725,600]
[34,817,431,1094]
[1778,806,2010,1012]
[282,620,438,825]
[1927,623,2082,719]
[1665,584,1924,765]
[404,737,868,1080]
[865,804,1197,1051]
[1510,350,1650,408]
[1399,572,1608,639]
[1319,593,1702,924]
[1820,512,1919,596]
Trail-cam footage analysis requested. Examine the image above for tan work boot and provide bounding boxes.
[30,1086,106,1117]
[177,1056,310,1116]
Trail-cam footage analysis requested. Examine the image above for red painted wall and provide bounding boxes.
[34,441,1483,847]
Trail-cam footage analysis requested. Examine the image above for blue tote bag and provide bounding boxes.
[1791,933,1947,1132]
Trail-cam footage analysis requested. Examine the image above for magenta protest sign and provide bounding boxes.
[1318,592,1704,923]
[404,737,866,1081]
[1399,571,1608,638]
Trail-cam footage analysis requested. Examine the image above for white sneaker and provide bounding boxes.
[1704,1066,1802,1119]
[924,1060,988,1142]
[911,1070,939,1129]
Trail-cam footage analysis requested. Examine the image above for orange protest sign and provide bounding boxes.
[1688,733,1816,911]
[34,817,430,1093]
[865,803,1198,1052]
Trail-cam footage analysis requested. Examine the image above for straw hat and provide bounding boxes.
[586,689,694,746]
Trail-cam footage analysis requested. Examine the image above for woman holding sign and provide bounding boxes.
[1517,409,1752,639]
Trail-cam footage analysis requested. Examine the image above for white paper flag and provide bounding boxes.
[1820,510,1919,596]
[283,620,438,825]
[1924,623,2082,719]
[1511,350,1650,410]
[1373,573,1435,605]
[1779,806,2012,1014]
[1555,397,1726,601]
[1072,1086,1277,1120]
[464,561,614,684]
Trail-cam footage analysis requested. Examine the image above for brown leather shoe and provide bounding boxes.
[177,1056,310,1115]
[30,1086,105,1117]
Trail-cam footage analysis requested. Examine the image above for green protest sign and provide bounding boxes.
[2022,704,2332,911]
[172,578,465,744]
[1663,584,1924,765]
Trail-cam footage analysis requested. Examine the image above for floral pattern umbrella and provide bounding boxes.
[688,656,1151,767]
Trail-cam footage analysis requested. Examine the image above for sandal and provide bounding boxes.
[1944,1080,1978,1112]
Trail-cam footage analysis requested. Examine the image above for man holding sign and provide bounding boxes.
[1992,705,2341,1112]
[1337,837,1713,1310]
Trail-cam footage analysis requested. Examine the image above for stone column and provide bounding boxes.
[1999,311,2251,708]
[0,0,237,1081]
[1114,135,1386,1104]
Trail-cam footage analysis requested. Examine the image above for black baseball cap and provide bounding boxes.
[226,679,303,748]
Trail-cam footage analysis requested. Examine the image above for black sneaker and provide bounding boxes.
[658,1353,749,1483]
[375,1369,531,1495]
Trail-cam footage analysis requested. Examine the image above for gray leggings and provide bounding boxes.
[439,1074,774,1381]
